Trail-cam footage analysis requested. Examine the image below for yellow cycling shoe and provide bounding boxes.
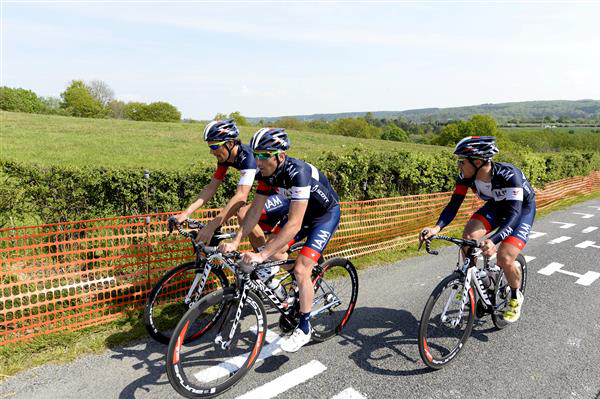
[503,290,524,323]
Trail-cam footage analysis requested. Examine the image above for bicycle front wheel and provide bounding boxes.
[144,261,229,345]
[492,253,528,329]
[166,288,267,399]
[310,258,359,342]
[418,272,475,369]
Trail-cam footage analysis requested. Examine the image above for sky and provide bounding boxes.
[1,0,600,120]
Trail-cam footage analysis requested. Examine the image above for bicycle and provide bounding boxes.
[165,247,359,398]
[143,217,237,344]
[417,235,527,369]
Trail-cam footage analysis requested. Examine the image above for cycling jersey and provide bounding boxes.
[437,162,536,246]
[256,157,339,217]
[256,156,340,261]
[213,144,256,186]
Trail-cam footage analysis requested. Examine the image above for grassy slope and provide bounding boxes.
[0,111,446,170]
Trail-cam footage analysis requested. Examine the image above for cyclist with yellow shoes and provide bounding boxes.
[420,136,536,322]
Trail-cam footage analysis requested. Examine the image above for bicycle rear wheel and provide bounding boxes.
[418,272,475,369]
[310,258,359,342]
[144,261,229,344]
[492,253,528,329]
[166,288,267,399]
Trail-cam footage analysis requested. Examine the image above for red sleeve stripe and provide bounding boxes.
[453,184,468,196]
[213,164,228,180]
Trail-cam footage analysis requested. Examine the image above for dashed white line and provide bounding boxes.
[582,226,598,233]
[548,236,571,244]
[528,231,547,239]
[538,262,600,286]
[575,241,600,249]
[524,255,536,263]
[551,222,576,229]
[573,212,594,219]
[331,387,368,399]
[235,360,327,399]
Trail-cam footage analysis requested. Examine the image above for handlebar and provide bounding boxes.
[419,234,480,256]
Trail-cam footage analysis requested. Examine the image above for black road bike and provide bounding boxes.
[165,247,359,398]
[417,235,527,369]
[143,218,237,344]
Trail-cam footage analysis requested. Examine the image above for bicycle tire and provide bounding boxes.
[144,261,229,345]
[310,257,359,342]
[166,287,267,399]
[492,253,528,329]
[418,271,475,369]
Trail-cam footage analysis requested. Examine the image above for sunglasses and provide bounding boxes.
[457,158,465,166]
[254,150,280,160]
[208,141,227,150]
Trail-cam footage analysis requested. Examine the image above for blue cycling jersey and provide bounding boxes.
[436,162,536,245]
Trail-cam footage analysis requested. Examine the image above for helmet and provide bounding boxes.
[250,128,290,152]
[453,136,499,160]
[203,119,239,142]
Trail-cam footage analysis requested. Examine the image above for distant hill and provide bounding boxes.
[248,99,600,124]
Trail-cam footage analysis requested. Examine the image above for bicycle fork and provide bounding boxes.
[184,264,212,307]
[214,285,248,350]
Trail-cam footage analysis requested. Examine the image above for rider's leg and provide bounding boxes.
[462,217,488,258]
[294,254,317,315]
[496,241,522,290]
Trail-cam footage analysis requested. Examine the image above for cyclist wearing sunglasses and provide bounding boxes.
[219,127,341,353]
[419,136,536,323]
[174,119,285,252]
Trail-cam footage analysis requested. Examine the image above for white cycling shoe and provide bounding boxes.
[281,327,311,353]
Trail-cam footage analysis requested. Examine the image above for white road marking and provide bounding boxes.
[551,222,576,229]
[235,360,327,399]
[528,231,547,239]
[567,337,582,348]
[331,387,368,399]
[547,236,571,244]
[575,241,600,249]
[524,255,536,263]
[194,329,283,383]
[538,262,600,286]
[573,212,594,219]
[582,226,598,233]
[588,206,600,211]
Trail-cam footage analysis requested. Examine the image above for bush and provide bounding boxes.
[4,149,597,225]
[0,87,46,113]
[124,101,181,122]
[381,124,408,142]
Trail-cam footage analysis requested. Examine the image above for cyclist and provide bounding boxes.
[219,128,341,352]
[174,119,286,259]
[419,136,535,323]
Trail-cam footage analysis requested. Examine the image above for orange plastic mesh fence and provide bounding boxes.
[1,172,598,344]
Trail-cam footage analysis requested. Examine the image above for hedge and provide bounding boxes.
[2,148,599,226]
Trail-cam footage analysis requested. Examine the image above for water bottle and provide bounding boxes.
[267,277,287,302]
[478,270,491,289]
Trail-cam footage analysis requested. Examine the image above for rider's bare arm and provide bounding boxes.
[176,177,221,222]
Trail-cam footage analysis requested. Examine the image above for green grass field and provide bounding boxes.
[1,111,447,169]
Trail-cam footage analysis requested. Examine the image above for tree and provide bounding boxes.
[228,111,247,126]
[60,80,105,118]
[470,114,497,136]
[329,118,381,139]
[0,86,46,113]
[273,117,303,130]
[87,80,114,107]
[108,100,126,119]
[213,112,227,120]
[381,124,408,142]
[123,102,147,121]
[143,102,181,122]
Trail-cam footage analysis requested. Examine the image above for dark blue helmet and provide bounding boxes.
[203,119,239,142]
[454,136,499,160]
[250,128,290,151]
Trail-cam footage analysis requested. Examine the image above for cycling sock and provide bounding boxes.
[511,288,519,300]
[298,312,311,334]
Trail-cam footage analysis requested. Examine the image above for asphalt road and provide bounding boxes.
[2,199,599,399]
